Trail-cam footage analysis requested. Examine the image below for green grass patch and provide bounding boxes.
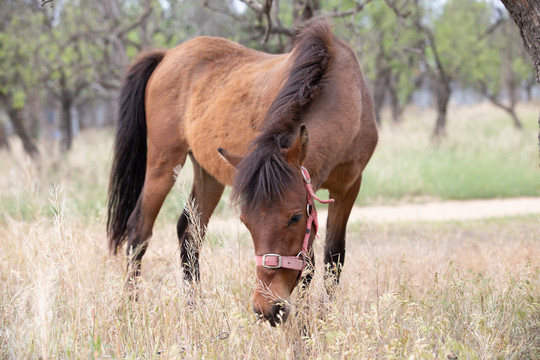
[359,103,540,204]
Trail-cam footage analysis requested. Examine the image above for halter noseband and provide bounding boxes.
[254,166,334,273]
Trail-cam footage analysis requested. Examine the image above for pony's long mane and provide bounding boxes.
[232,21,335,210]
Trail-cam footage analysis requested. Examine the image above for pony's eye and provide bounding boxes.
[288,213,302,226]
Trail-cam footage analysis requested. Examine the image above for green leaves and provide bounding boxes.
[11,90,26,110]
[433,0,491,79]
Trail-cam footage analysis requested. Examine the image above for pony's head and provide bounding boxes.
[219,125,325,325]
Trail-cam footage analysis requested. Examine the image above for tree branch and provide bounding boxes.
[202,1,246,22]
[40,0,54,7]
[479,8,506,41]
[382,0,413,18]
[115,1,153,39]
[240,0,265,12]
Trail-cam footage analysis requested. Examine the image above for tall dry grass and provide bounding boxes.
[1,105,539,359]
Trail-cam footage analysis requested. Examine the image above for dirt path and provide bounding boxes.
[210,198,539,236]
[319,197,540,224]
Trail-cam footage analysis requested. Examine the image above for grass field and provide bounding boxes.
[0,103,539,358]
[359,102,540,205]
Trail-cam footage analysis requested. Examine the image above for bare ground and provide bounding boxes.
[323,197,540,224]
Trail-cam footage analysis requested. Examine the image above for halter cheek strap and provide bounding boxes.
[254,167,334,273]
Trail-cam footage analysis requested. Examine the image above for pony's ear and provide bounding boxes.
[218,147,244,169]
[286,124,309,166]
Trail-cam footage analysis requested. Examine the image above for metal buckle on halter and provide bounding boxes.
[300,166,311,184]
[262,254,282,269]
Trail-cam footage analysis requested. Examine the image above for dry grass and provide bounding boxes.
[1,104,539,359]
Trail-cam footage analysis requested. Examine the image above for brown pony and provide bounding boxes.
[107,21,377,325]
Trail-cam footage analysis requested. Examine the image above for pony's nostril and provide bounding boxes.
[253,301,290,326]
[269,303,283,317]
[268,302,290,326]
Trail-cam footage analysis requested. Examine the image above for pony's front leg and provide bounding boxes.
[177,155,225,282]
[324,176,362,291]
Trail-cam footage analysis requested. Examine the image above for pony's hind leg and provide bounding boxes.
[177,153,225,282]
[324,174,362,290]
[125,140,188,290]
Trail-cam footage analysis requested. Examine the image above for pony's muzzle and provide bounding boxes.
[253,300,290,326]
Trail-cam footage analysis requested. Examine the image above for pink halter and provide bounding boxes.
[254,167,334,272]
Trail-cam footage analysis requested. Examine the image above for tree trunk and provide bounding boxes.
[500,0,540,162]
[523,76,536,102]
[372,67,390,125]
[432,75,451,139]
[60,98,73,153]
[27,91,42,139]
[76,103,86,131]
[433,107,447,139]
[389,91,405,124]
[388,78,406,124]
[7,106,40,158]
[0,121,10,151]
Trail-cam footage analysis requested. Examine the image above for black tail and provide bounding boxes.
[107,50,165,254]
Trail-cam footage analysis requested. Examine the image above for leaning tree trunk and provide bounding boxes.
[0,93,39,158]
[7,106,39,158]
[500,0,540,161]
[508,108,524,129]
[506,77,523,129]
[487,96,523,129]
